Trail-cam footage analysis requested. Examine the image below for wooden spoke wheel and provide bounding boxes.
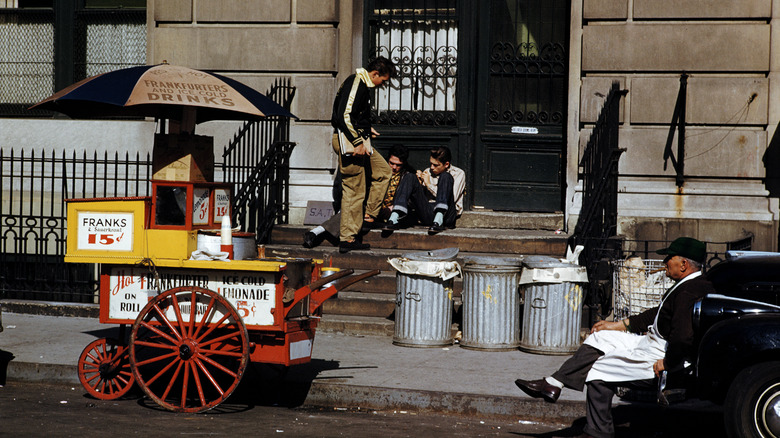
[130,286,250,413]
[78,338,135,400]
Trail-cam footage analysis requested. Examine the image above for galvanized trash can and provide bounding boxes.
[519,256,589,355]
[389,248,461,348]
[460,256,523,351]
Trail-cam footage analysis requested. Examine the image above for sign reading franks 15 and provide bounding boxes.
[77,212,134,251]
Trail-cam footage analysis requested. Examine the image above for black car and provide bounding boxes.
[663,251,780,438]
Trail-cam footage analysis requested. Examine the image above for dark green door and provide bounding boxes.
[471,0,569,212]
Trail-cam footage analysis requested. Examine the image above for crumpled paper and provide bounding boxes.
[190,249,231,261]
[388,257,461,281]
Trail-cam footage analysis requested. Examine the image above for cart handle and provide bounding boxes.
[283,268,354,310]
[307,269,381,314]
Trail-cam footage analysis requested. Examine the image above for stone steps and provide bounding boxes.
[270,216,569,336]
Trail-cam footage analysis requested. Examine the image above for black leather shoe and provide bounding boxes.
[339,240,370,253]
[382,221,399,232]
[302,231,317,248]
[428,224,445,235]
[514,378,561,403]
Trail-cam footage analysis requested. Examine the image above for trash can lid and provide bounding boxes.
[461,255,523,266]
[522,255,576,269]
[403,247,459,261]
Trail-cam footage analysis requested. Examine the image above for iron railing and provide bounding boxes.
[0,149,152,302]
[221,78,296,243]
[0,79,295,302]
[663,73,688,187]
[569,81,627,318]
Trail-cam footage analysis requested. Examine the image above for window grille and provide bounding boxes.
[0,9,55,115]
[74,9,146,79]
[0,4,145,117]
[367,0,458,127]
[486,0,568,126]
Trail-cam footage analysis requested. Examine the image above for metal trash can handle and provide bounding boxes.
[531,297,547,309]
[404,292,422,302]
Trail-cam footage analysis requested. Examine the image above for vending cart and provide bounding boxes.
[67,183,374,413]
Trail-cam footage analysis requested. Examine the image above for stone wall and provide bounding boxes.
[569,0,779,251]
[148,0,350,223]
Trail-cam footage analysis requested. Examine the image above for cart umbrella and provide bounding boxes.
[30,64,296,124]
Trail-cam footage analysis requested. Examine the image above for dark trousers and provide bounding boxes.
[551,345,655,438]
[391,172,457,227]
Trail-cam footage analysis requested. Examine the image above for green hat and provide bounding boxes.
[656,237,706,263]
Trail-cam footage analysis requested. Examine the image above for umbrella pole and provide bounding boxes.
[170,107,197,135]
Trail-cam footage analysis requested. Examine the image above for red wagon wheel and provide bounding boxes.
[78,337,135,400]
[129,286,250,413]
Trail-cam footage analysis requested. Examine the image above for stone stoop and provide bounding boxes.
[269,214,568,336]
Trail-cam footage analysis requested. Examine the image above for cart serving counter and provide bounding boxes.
[66,195,373,412]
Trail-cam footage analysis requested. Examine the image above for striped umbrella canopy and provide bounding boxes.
[31,64,296,124]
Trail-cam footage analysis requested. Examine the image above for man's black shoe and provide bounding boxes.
[428,224,445,235]
[302,231,317,248]
[339,240,370,253]
[382,222,399,232]
[514,378,561,403]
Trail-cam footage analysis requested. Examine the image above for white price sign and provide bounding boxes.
[192,187,210,226]
[214,188,230,222]
[77,212,134,251]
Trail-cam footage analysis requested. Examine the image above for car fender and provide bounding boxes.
[696,313,780,401]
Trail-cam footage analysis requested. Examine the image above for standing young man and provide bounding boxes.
[331,56,396,253]
[303,144,413,248]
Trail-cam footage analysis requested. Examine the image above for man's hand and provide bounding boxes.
[417,170,431,187]
[653,359,666,377]
[353,143,367,156]
[371,127,380,138]
[590,320,625,333]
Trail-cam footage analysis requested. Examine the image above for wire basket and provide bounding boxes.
[612,258,674,320]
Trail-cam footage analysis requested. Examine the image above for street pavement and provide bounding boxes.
[0,302,595,423]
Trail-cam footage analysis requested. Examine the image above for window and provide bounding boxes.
[367,0,458,127]
[0,1,145,117]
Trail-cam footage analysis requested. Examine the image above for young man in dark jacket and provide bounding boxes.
[330,56,396,253]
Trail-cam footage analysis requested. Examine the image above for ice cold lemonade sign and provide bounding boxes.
[107,266,276,326]
[77,212,134,251]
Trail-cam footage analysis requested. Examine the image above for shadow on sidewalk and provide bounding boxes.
[0,348,16,386]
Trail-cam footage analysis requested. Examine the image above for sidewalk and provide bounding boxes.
[0,304,588,422]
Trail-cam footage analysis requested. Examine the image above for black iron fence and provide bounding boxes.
[0,80,296,303]
[569,81,627,319]
[221,78,296,243]
[0,149,152,302]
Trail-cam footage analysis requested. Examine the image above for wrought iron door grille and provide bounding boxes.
[368,0,458,127]
[487,0,567,126]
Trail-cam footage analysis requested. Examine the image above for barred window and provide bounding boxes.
[0,2,145,117]
[0,9,55,114]
[368,0,458,127]
[486,0,568,126]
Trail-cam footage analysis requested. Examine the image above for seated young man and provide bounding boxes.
[383,146,465,235]
[303,144,414,248]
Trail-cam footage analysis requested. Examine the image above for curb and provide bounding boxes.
[4,360,584,422]
[1,300,99,319]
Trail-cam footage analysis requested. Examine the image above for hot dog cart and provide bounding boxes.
[66,182,372,413]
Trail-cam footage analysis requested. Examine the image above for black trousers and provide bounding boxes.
[391,172,457,227]
[551,345,655,438]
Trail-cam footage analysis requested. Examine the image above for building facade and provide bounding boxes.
[2,0,778,250]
